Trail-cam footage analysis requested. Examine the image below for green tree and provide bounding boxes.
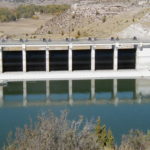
[95,119,114,148]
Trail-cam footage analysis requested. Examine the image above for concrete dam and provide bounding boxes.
[0,38,150,80]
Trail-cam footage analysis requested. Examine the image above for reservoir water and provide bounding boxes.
[0,78,150,147]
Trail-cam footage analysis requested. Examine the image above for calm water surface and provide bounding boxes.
[0,78,150,147]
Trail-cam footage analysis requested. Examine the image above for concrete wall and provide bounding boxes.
[137,47,150,70]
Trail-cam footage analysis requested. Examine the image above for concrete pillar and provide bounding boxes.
[69,80,73,105]
[91,46,96,71]
[46,80,50,103]
[91,79,96,103]
[68,44,72,71]
[22,44,26,72]
[46,48,49,72]
[113,43,119,71]
[136,43,142,70]
[0,47,3,73]
[23,81,27,106]
[113,79,119,106]
[0,86,3,107]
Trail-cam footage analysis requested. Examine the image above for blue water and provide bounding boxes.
[0,79,150,148]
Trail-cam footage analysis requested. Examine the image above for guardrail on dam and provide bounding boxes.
[0,38,150,80]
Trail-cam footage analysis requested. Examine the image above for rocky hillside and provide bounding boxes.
[117,12,150,39]
[0,0,149,39]
[35,3,128,35]
[35,1,150,39]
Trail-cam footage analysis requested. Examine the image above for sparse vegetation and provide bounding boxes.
[48,30,52,34]
[72,14,76,19]
[3,111,115,150]
[39,25,43,29]
[119,130,150,150]
[32,15,39,20]
[3,110,150,150]
[102,16,107,23]
[96,10,100,15]
[61,31,64,36]
[75,30,81,38]
[0,4,70,22]
[132,17,135,22]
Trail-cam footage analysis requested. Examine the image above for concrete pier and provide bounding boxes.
[69,45,72,71]
[22,44,26,72]
[136,43,142,70]
[0,47,3,73]
[91,46,95,71]
[113,44,118,71]
[46,48,49,72]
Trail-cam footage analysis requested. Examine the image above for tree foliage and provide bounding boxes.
[95,119,114,148]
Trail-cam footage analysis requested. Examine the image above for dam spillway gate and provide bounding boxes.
[0,39,150,73]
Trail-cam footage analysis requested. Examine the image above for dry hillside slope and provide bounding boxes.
[35,3,150,39]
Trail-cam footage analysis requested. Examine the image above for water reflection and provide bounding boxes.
[3,82,23,102]
[72,80,91,100]
[27,81,46,101]
[117,79,136,100]
[0,79,150,107]
[95,79,113,100]
[50,80,68,101]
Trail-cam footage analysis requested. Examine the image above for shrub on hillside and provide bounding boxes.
[0,8,16,22]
